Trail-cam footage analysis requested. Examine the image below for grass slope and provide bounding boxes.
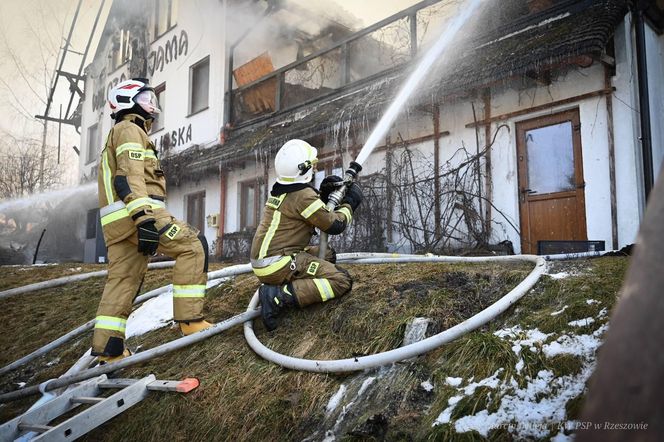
[0,257,627,441]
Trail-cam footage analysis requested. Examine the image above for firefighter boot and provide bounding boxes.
[259,284,298,331]
[180,319,214,336]
[98,348,132,366]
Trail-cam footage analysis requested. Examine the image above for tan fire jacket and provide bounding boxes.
[250,184,353,274]
[97,114,166,246]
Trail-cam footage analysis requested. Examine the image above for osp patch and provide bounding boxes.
[306,261,320,276]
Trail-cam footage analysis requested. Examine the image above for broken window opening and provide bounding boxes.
[154,0,179,40]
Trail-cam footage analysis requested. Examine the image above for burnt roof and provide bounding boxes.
[163,0,628,183]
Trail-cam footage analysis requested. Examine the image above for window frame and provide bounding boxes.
[239,178,265,231]
[85,123,99,165]
[152,82,166,133]
[153,0,178,41]
[185,191,206,233]
[188,56,210,116]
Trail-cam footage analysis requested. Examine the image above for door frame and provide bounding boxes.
[515,108,588,254]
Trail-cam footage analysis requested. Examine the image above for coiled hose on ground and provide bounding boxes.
[0,251,611,403]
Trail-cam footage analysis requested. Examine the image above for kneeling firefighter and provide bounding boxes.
[92,78,213,364]
[250,139,363,331]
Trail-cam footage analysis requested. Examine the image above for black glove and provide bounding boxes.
[341,182,363,211]
[137,221,160,256]
[319,175,343,204]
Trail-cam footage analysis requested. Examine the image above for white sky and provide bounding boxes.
[0,0,111,187]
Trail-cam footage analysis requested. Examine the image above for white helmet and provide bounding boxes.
[108,79,161,116]
[274,139,318,184]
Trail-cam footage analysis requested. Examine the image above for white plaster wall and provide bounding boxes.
[148,0,226,155]
[223,161,266,233]
[166,175,220,248]
[481,65,618,252]
[646,24,664,178]
[612,16,644,247]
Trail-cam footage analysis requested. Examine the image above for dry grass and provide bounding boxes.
[0,257,628,441]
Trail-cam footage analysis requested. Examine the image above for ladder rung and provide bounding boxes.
[18,423,52,433]
[71,396,105,405]
[99,378,199,393]
[98,379,136,389]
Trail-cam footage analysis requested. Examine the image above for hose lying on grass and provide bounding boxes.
[0,253,550,404]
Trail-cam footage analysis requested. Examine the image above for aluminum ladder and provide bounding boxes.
[0,374,199,441]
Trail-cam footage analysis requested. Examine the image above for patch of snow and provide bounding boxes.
[448,395,463,406]
[586,299,600,305]
[542,325,608,358]
[437,324,610,438]
[421,380,434,392]
[547,272,570,280]
[68,267,82,272]
[462,369,502,396]
[16,382,26,388]
[126,288,174,338]
[550,306,568,316]
[434,395,465,425]
[125,278,228,339]
[325,384,347,415]
[494,326,552,355]
[453,367,593,438]
[357,377,376,397]
[568,317,595,327]
[445,377,463,387]
[597,308,608,318]
[46,358,60,366]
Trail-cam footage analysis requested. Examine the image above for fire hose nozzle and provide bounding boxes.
[345,161,363,179]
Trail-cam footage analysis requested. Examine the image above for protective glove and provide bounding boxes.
[319,175,343,204]
[137,220,160,256]
[341,182,363,211]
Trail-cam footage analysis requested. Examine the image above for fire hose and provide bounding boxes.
[0,253,547,403]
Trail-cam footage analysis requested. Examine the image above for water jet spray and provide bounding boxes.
[318,0,485,258]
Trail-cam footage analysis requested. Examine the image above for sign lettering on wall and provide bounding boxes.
[91,29,189,111]
[93,71,128,112]
[148,30,189,76]
[153,124,193,150]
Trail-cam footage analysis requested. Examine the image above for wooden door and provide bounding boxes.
[516,109,587,254]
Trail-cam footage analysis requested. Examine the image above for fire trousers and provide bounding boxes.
[255,246,352,307]
[92,214,208,356]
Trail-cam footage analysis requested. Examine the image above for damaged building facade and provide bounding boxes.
[78,0,664,262]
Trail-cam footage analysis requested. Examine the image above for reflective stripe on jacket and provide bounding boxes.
[97,114,167,246]
[250,185,353,274]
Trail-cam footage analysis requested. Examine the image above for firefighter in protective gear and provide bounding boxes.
[250,139,363,331]
[93,78,213,364]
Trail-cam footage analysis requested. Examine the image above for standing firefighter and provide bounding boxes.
[93,79,213,364]
[250,139,363,330]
